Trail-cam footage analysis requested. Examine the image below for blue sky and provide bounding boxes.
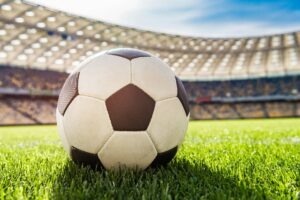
[30,0,300,37]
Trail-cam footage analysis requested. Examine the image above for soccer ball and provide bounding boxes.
[56,48,189,170]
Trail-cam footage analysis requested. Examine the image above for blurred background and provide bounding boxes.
[0,0,300,125]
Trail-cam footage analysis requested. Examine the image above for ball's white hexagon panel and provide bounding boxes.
[98,131,157,170]
[56,109,71,154]
[63,95,113,154]
[147,97,189,153]
[78,54,131,100]
[131,57,177,101]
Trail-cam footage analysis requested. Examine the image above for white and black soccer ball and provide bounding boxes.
[56,48,189,170]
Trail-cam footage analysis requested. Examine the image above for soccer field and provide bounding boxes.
[0,119,299,199]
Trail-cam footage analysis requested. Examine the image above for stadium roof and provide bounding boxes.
[0,0,300,80]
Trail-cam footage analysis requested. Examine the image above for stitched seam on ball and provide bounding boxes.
[153,96,190,122]
[131,84,154,102]
[145,131,158,156]
[155,96,177,103]
[152,76,177,102]
[97,131,114,156]
[94,107,114,154]
[77,93,106,101]
[133,76,177,102]
[146,121,160,152]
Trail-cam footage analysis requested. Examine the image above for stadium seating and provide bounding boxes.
[235,103,265,118]
[0,97,56,125]
[190,102,299,120]
[184,76,299,99]
[0,67,299,124]
[0,66,67,90]
[265,102,294,118]
[297,102,300,115]
[0,67,298,99]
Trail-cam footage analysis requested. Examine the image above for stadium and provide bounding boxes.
[0,0,299,199]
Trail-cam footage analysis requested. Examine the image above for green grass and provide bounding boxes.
[0,119,300,199]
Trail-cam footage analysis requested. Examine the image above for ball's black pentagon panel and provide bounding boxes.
[70,146,103,169]
[175,77,190,116]
[106,48,151,60]
[57,72,80,116]
[106,84,155,131]
[150,146,178,167]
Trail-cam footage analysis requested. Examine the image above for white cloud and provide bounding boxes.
[28,0,300,37]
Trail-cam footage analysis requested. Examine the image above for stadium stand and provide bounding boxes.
[0,96,57,125]
[190,102,299,120]
[0,1,299,124]
[0,66,68,90]
[0,66,299,124]
[184,76,299,98]
[297,102,300,115]
[0,66,67,90]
